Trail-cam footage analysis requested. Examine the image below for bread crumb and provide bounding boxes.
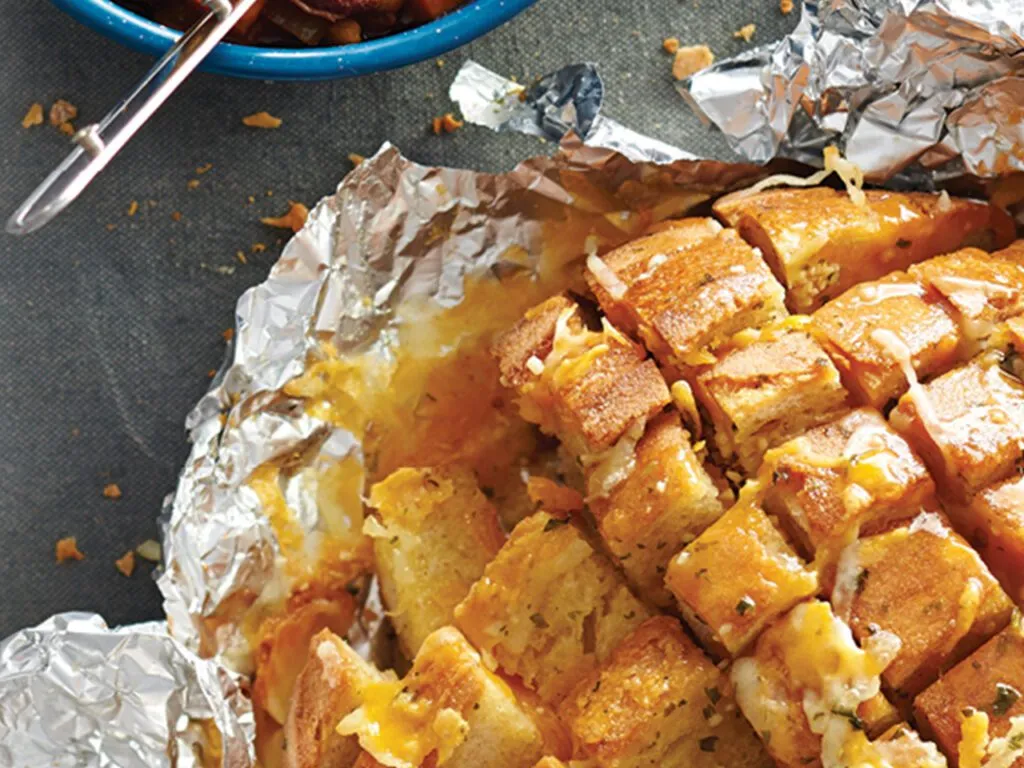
[251,242,267,253]
[187,179,200,190]
[780,0,794,13]
[436,58,445,68]
[662,37,680,54]
[208,368,217,378]
[734,23,756,42]
[247,195,256,204]
[21,103,44,129]
[71,427,80,437]
[58,122,75,136]
[49,99,78,126]
[260,201,309,232]
[348,153,365,166]
[222,327,235,342]
[56,537,85,563]
[106,223,117,232]
[127,200,139,217]
[136,539,162,562]
[115,551,136,577]
[242,111,282,129]
[236,250,248,264]
[103,483,122,500]
[171,211,183,222]
[195,162,213,175]
[266,189,274,197]
[432,112,464,135]
[672,45,715,80]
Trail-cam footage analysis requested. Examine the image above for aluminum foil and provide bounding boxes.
[680,0,1024,182]
[5,0,1024,762]
[0,613,253,768]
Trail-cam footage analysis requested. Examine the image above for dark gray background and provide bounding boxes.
[0,0,794,637]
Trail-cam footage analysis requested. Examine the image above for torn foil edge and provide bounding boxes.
[0,613,254,768]
[680,0,1024,182]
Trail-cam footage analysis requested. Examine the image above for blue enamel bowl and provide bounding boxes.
[50,0,536,81]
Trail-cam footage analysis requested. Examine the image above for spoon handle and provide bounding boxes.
[7,0,259,235]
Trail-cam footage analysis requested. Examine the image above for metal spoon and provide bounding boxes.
[7,0,259,235]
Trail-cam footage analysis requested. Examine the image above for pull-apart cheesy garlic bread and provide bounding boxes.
[272,179,1024,768]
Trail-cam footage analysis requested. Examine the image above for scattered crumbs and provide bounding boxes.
[672,45,715,80]
[115,551,136,577]
[242,111,282,129]
[432,112,464,135]
[208,368,217,378]
[222,327,235,342]
[734,23,756,42]
[251,242,267,253]
[127,200,139,217]
[260,201,309,232]
[348,152,365,166]
[247,195,256,204]
[195,162,213,175]
[56,537,85,563]
[70,427,80,438]
[266,189,274,197]
[780,0,794,13]
[21,103,44,129]
[236,249,248,264]
[436,58,445,68]
[105,223,117,232]
[135,539,162,562]
[49,99,78,126]
[58,122,75,136]
[103,482,123,500]
[213,264,235,275]
[147,199,158,208]
[187,179,201,190]
[171,210,183,222]
[662,37,680,54]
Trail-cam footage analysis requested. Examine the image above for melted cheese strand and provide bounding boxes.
[739,146,867,207]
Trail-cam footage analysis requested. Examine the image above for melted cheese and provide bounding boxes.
[337,678,470,768]
[670,379,702,438]
[959,713,1024,768]
[870,328,956,480]
[586,254,628,300]
[581,419,645,498]
[960,710,991,768]
[739,146,867,208]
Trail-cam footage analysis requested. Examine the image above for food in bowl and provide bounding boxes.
[241,175,1024,768]
[119,0,466,46]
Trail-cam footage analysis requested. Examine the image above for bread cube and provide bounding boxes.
[835,512,1013,699]
[285,630,389,768]
[909,246,1024,349]
[731,600,907,768]
[914,621,1024,766]
[454,511,651,704]
[558,616,771,768]
[694,330,849,473]
[810,271,964,409]
[585,217,724,334]
[587,412,726,607]
[253,591,357,726]
[338,626,545,768]
[493,297,670,457]
[584,225,787,370]
[762,407,935,561]
[714,186,1014,313]
[367,466,506,659]
[889,358,1024,503]
[665,497,818,656]
[958,475,1024,604]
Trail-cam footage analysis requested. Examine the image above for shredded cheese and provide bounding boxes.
[586,253,628,301]
[740,146,867,207]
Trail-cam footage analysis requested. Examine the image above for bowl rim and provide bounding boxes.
[50,0,536,80]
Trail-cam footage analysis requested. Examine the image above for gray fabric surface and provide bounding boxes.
[0,0,795,637]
